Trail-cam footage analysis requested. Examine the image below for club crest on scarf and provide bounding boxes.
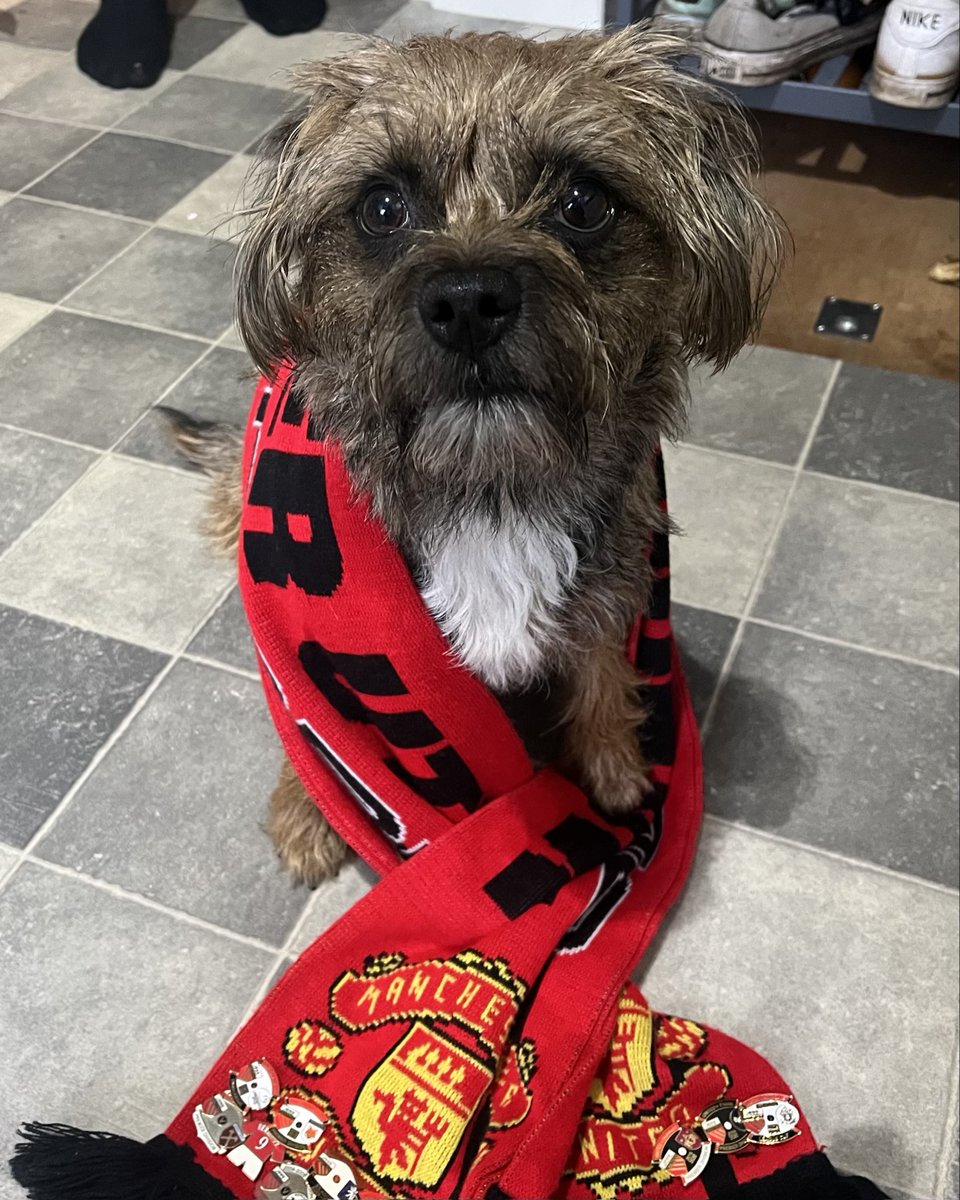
[192,949,534,1195]
[565,984,803,1198]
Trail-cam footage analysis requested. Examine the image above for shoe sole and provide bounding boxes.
[869,60,960,108]
[699,13,883,86]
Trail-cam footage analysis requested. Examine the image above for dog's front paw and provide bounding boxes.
[581,743,653,815]
[268,760,351,887]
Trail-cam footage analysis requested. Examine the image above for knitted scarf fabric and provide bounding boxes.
[10,364,886,1200]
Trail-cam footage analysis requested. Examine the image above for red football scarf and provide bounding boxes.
[11,364,886,1200]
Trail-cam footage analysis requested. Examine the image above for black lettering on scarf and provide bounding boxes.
[243,450,343,596]
[298,641,483,811]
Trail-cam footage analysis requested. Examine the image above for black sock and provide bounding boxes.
[241,0,328,36]
[77,0,171,89]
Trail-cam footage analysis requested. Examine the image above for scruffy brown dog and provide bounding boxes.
[174,25,780,886]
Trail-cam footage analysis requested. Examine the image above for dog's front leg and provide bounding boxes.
[560,633,651,815]
[267,755,351,886]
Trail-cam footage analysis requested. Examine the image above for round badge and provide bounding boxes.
[698,1099,751,1153]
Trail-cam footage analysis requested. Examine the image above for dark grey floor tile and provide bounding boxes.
[1,0,94,50]
[0,311,204,446]
[38,659,309,942]
[806,364,960,502]
[68,228,237,338]
[186,587,256,673]
[705,623,960,887]
[686,345,835,465]
[325,0,409,33]
[754,474,959,667]
[0,605,164,847]
[118,346,254,466]
[27,132,228,220]
[671,602,738,724]
[0,863,272,1171]
[0,113,90,190]
[117,75,290,152]
[0,198,143,303]
[169,14,243,68]
[0,426,94,555]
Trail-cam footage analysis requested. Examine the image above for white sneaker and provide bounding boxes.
[870,0,960,108]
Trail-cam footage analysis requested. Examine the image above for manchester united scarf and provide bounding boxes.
[10,363,886,1200]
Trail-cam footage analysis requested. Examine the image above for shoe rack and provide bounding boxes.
[612,0,960,137]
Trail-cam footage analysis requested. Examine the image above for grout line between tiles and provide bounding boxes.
[746,616,960,677]
[0,572,239,905]
[703,813,960,897]
[21,854,282,956]
[699,358,842,742]
[934,1025,960,1198]
[802,467,960,510]
[181,650,260,682]
[671,439,796,475]
[54,307,218,344]
[0,419,101,454]
[0,333,216,569]
[3,190,153,225]
[673,596,960,678]
[236,896,319,1029]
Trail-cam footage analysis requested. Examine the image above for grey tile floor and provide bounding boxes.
[0,4,957,1198]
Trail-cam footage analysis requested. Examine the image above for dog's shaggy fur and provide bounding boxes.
[174,26,781,884]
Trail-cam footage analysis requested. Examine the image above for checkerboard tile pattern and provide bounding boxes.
[0,5,957,1198]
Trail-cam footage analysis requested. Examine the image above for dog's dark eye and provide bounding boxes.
[556,178,613,233]
[358,186,409,236]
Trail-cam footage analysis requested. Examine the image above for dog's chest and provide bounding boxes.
[418,516,578,692]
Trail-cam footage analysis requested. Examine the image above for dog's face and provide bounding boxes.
[237,28,779,509]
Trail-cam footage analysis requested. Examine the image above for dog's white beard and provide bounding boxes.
[419,514,578,692]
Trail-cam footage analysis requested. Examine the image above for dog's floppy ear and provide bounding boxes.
[235,48,381,375]
[588,27,783,369]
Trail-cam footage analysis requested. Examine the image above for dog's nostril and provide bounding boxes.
[434,298,456,324]
[418,268,522,358]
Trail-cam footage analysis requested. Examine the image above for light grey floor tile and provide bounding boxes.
[27,132,229,221]
[185,0,247,19]
[662,442,793,616]
[0,41,64,99]
[323,0,410,34]
[0,455,233,652]
[638,822,959,1198]
[0,862,273,1173]
[193,22,365,86]
[806,363,959,502]
[118,346,253,467]
[686,345,835,465]
[289,860,379,953]
[0,426,94,555]
[68,228,237,339]
[0,604,164,846]
[671,602,738,724]
[0,292,49,351]
[706,623,959,887]
[375,1,528,35]
[117,75,290,152]
[0,0,95,51]
[947,1135,959,1200]
[0,198,144,303]
[187,587,256,673]
[168,13,244,69]
[219,321,247,351]
[0,311,204,446]
[755,474,960,667]
[157,152,253,240]
[0,113,91,190]
[1,58,182,124]
[37,659,310,943]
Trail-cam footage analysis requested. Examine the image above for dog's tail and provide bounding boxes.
[158,407,244,556]
[157,406,243,476]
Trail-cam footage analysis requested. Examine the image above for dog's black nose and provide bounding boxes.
[417,269,522,358]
